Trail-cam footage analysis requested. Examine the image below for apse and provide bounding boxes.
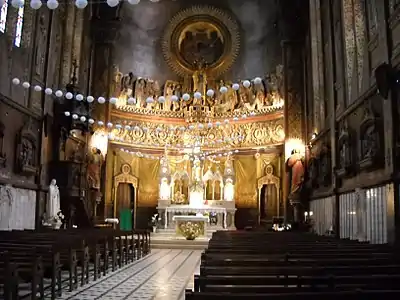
[115,0,287,81]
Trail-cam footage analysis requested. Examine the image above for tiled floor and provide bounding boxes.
[58,249,201,300]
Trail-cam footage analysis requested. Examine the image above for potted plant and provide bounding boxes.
[151,213,160,233]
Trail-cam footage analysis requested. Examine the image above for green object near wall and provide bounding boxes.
[120,208,132,231]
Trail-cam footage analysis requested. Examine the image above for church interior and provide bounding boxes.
[1,0,400,299]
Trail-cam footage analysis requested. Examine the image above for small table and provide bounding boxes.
[172,215,209,237]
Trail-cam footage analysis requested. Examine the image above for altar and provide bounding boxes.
[173,215,209,237]
[158,204,235,229]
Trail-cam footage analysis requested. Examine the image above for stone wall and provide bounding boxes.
[0,4,93,228]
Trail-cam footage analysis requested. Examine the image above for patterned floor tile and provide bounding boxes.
[56,249,202,300]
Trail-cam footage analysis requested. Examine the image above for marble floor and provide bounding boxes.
[57,249,201,300]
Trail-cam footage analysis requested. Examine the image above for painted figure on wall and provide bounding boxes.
[87,147,104,190]
[286,149,305,197]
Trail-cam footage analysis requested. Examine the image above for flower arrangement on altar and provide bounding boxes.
[150,213,161,229]
[178,221,203,240]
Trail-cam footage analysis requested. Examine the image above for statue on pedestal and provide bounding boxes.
[286,149,305,202]
[46,179,63,228]
[87,147,104,190]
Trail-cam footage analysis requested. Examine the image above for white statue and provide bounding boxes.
[224,179,234,201]
[47,179,61,223]
[159,178,170,200]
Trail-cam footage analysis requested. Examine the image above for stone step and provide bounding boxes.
[151,243,207,250]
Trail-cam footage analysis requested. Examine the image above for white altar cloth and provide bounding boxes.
[172,215,210,222]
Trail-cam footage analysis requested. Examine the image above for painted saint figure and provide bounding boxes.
[286,149,305,197]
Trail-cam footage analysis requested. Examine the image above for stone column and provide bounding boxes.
[309,0,324,132]
[282,40,305,224]
[92,21,120,218]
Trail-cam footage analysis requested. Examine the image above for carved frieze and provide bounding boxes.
[336,120,354,178]
[0,121,6,168]
[108,118,285,149]
[15,118,38,176]
[358,103,382,170]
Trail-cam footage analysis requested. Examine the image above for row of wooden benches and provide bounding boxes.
[185,231,400,299]
[0,228,150,300]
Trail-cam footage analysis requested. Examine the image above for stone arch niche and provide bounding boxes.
[171,170,190,204]
[257,164,280,224]
[113,164,138,228]
[15,118,38,176]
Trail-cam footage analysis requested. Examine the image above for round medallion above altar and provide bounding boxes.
[161,6,240,77]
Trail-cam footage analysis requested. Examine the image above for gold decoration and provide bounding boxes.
[109,118,285,149]
[177,221,205,240]
[161,6,240,77]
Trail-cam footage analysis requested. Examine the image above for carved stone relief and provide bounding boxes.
[15,119,38,176]
[109,118,285,149]
[318,145,331,186]
[0,121,6,168]
[336,120,354,178]
[358,103,382,170]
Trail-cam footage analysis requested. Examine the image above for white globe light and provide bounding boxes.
[171,95,178,102]
[254,77,262,85]
[98,97,106,104]
[88,119,94,124]
[64,111,70,117]
[86,96,94,103]
[182,93,190,101]
[115,124,122,129]
[146,97,154,103]
[75,94,84,101]
[107,122,113,128]
[109,97,118,104]
[12,78,20,85]
[45,88,53,95]
[30,0,42,9]
[127,0,140,4]
[219,86,228,94]
[215,121,221,127]
[75,0,88,9]
[149,0,159,2]
[34,85,42,92]
[72,114,78,119]
[194,92,201,99]
[232,83,240,90]
[65,92,73,99]
[158,96,165,103]
[47,0,59,9]
[207,122,213,128]
[127,97,136,104]
[106,0,119,7]
[206,89,214,97]
[55,90,63,97]
[22,82,30,89]
[11,0,24,8]
[243,80,251,88]
[98,121,104,126]
[80,116,86,122]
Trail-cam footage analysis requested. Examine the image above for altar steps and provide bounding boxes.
[150,228,213,250]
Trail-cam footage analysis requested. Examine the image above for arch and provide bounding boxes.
[113,164,138,228]
[257,164,280,224]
